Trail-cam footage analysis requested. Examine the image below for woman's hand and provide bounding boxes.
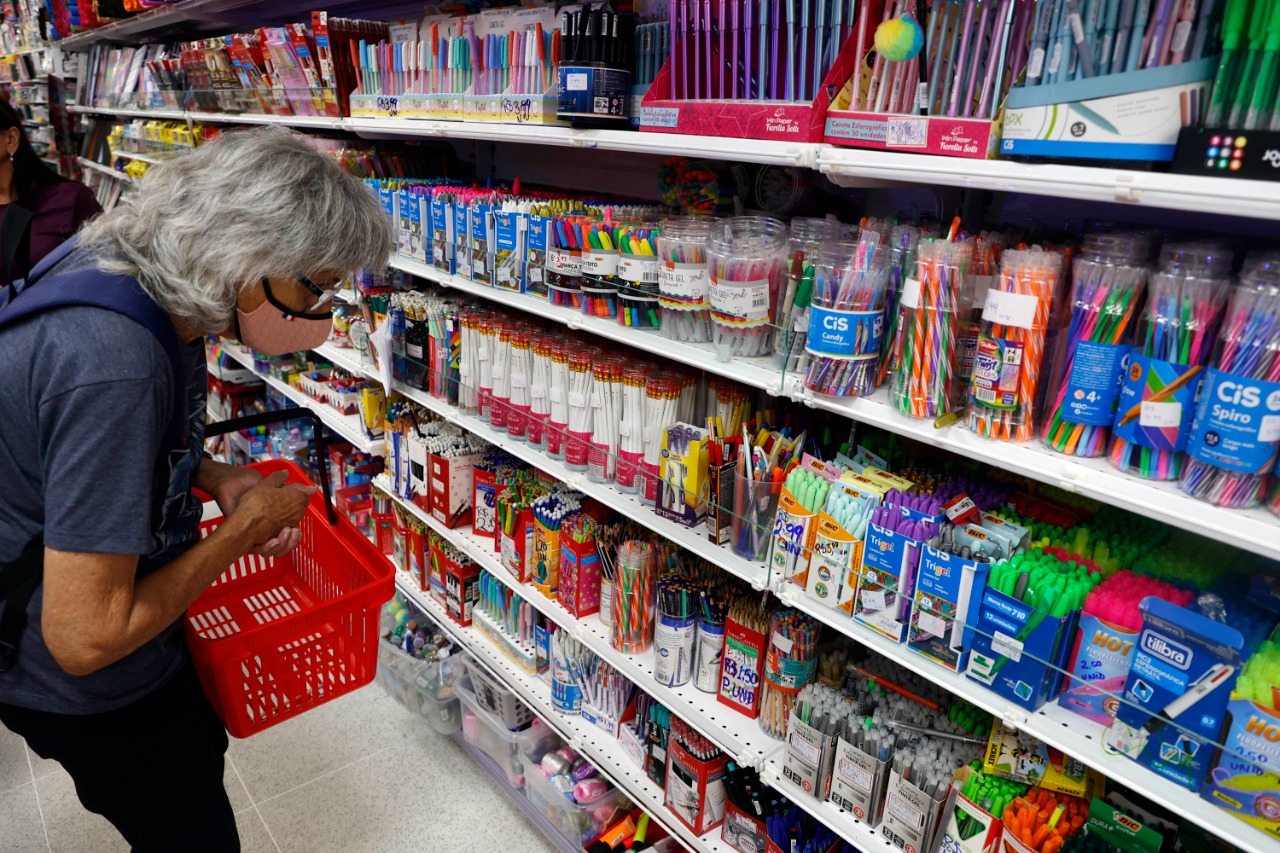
[226,471,317,557]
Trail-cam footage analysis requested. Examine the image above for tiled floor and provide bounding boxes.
[0,685,559,853]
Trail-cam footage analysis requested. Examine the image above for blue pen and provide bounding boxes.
[1066,0,1097,76]
[1027,0,1057,84]
[1125,0,1151,70]
[1189,0,1217,58]
[1045,0,1066,82]
[1111,0,1138,69]
[1097,0,1122,73]
[1053,0,1077,81]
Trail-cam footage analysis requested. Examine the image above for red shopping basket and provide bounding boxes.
[185,458,393,738]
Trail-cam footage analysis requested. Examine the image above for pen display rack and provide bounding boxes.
[1003,57,1216,161]
[639,0,880,142]
[823,0,1016,158]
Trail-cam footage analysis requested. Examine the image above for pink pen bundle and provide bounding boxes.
[824,0,1034,157]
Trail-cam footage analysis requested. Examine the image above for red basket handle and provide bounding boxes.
[204,407,338,526]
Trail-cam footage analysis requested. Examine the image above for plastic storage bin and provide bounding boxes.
[521,752,632,843]
[374,642,464,735]
[468,663,535,729]
[456,675,555,788]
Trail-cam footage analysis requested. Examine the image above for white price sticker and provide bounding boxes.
[709,277,770,323]
[916,611,947,639]
[772,632,794,655]
[899,277,923,310]
[1139,400,1183,428]
[568,391,587,408]
[549,388,563,403]
[992,631,1024,662]
[1260,415,1280,443]
[838,758,874,792]
[788,733,821,765]
[982,289,1040,329]
[566,72,589,91]
[510,374,528,389]
[861,589,887,612]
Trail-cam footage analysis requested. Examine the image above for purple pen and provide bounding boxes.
[960,0,993,116]
[705,0,714,97]
[692,0,701,97]
[744,0,755,97]
[771,0,781,98]
[682,0,691,98]
[977,0,1016,118]
[947,0,978,116]
[732,0,740,97]
[670,0,679,97]
[1141,0,1174,68]
[720,0,727,97]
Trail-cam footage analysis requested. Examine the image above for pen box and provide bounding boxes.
[782,710,838,799]
[453,202,473,280]
[880,770,946,853]
[559,528,602,619]
[1058,609,1142,725]
[722,800,767,853]
[639,1,878,143]
[445,557,482,627]
[717,614,767,718]
[768,487,820,588]
[664,737,728,835]
[470,203,493,286]
[531,514,562,600]
[853,520,925,643]
[966,584,1078,712]
[1105,596,1244,793]
[430,450,482,529]
[908,545,988,673]
[500,502,536,583]
[1201,695,1280,838]
[492,211,523,291]
[827,735,889,825]
[431,198,454,275]
[937,767,1002,853]
[1002,58,1216,162]
[805,511,864,614]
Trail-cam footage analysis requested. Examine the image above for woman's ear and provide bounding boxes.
[5,127,18,156]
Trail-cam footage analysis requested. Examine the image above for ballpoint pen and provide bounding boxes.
[744,0,754,97]
[1167,0,1199,64]
[704,0,713,97]
[720,0,727,97]
[947,0,978,115]
[799,0,810,100]
[1189,0,1218,58]
[731,0,740,97]
[1226,0,1271,125]
[786,0,797,99]
[1066,0,1097,77]
[1205,0,1247,123]
[977,0,1016,118]
[962,0,995,113]
[927,0,951,109]
[1124,0,1150,70]
[1097,0,1121,73]
[758,0,769,100]
[771,0,782,98]
[692,0,701,97]
[1243,0,1280,128]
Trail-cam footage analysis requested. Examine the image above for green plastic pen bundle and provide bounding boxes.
[984,551,1100,676]
[955,766,1026,839]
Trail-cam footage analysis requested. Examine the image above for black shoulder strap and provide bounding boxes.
[0,236,190,673]
[0,205,33,287]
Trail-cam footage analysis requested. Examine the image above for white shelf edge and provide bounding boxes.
[393,571,740,853]
[372,472,776,770]
[218,345,378,454]
[313,340,770,592]
[110,148,178,165]
[773,586,1280,853]
[76,156,131,181]
[248,346,1274,853]
[390,257,785,393]
[385,257,1280,562]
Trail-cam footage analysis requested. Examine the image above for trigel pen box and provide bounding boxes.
[908,545,989,673]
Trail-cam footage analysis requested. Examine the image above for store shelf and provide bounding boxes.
[772,586,1280,853]
[244,343,1276,853]
[219,344,380,453]
[373,473,777,772]
[110,149,179,165]
[390,257,784,392]
[387,256,1280,562]
[818,146,1280,220]
[68,104,185,120]
[315,342,769,592]
[346,117,819,168]
[61,99,1280,218]
[393,571,740,853]
[76,156,131,181]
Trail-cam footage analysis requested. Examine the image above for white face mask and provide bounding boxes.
[232,278,332,356]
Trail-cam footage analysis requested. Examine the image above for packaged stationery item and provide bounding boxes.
[705,217,788,360]
[802,235,891,398]
[655,423,709,528]
[907,545,989,673]
[658,217,714,343]
[664,718,727,835]
[891,237,973,419]
[854,502,941,643]
[983,722,1102,799]
[718,598,770,719]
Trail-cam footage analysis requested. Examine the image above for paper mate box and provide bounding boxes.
[430,198,454,274]
[493,211,522,292]
[1202,697,1280,840]
[1001,58,1216,162]
[967,584,1078,712]
[908,546,989,673]
[470,202,493,286]
[453,202,472,280]
[1105,597,1245,792]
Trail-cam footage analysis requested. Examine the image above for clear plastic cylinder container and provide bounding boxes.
[706,217,788,361]
[658,217,714,344]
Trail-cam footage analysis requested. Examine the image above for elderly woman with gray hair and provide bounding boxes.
[0,128,392,851]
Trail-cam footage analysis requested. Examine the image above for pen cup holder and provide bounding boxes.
[549,282,585,310]
[731,474,781,562]
[581,284,619,319]
[618,291,661,330]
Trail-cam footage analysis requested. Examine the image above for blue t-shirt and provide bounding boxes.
[0,246,207,714]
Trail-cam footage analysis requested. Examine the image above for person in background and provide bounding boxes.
[0,97,100,287]
[0,127,393,851]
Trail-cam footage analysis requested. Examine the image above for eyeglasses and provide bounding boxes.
[297,275,342,311]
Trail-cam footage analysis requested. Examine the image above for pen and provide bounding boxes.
[704,0,714,97]
[670,0,679,97]
[1167,0,1199,64]
[1124,0,1151,71]
[1141,0,1174,68]
[1066,0,1097,76]
[1244,0,1280,128]
[720,0,728,97]
[1189,0,1218,59]
[1205,0,1247,124]
[1226,0,1272,125]
[759,0,770,99]
[1098,0,1122,73]
[947,0,978,115]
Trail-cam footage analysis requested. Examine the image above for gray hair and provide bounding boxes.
[78,126,393,335]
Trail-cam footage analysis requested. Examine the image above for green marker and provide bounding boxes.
[1206,0,1252,125]
[1226,0,1274,127]
[1245,0,1280,128]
